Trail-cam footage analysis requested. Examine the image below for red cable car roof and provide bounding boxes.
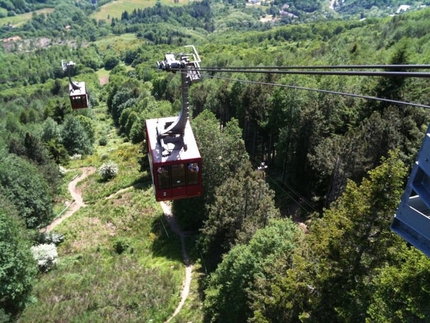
[69,82,86,97]
[146,116,201,165]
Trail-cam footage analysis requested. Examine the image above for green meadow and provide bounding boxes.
[92,0,192,21]
[0,8,54,28]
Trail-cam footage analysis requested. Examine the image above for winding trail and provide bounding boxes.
[160,202,194,323]
[105,186,133,200]
[42,167,96,233]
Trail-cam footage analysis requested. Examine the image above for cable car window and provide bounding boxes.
[157,166,170,189]
[187,162,199,185]
[171,164,186,187]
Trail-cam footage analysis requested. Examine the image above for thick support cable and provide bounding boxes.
[167,61,430,109]
[200,73,430,110]
[200,64,430,70]
[198,68,430,78]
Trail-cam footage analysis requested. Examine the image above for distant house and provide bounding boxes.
[396,5,411,13]
[279,10,298,18]
[65,25,71,30]
[2,36,21,43]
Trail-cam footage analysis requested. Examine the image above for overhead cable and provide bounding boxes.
[199,73,430,109]
[199,68,430,78]
[200,64,430,70]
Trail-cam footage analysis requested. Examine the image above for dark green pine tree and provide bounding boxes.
[253,150,409,322]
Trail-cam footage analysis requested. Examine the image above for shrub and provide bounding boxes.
[113,238,130,254]
[31,244,58,273]
[98,137,108,146]
[37,232,64,246]
[70,154,82,160]
[104,56,119,70]
[58,165,67,175]
[99,161,118,181]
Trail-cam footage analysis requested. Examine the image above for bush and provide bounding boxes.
[37,232,64,246]
[98,161,118,181]
[58,165,67,175]
[31,244,58,273]
[98,137,108,146]
[70,154,82,160]
[104,56,119,70]
[113,238,130,254]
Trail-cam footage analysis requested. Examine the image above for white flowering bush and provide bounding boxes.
[70,154,82,160]
[58,165,67,175]
[31,243,58,272]
[99,161,118,181]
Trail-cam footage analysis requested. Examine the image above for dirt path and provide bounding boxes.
[160,202,193,323]
[105,186,133,200]
[42,167,96,233]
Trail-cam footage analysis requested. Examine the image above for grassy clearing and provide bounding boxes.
[93,33,140,52]
[20,106,191,322]
[96,68,110,80]
[92,0,190,21]
[0,8,54,28]
[83,141,149,202]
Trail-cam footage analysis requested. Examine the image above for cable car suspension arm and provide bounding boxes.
[156,45,201,140]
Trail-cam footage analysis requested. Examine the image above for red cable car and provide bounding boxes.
[146,46,202,201]
[62,60,89,110]
[69,81,89,109]
[146,117,202,201]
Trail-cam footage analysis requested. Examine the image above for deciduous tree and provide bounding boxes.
[0,154,53,228]
[0,195,36,319]
[204,219,301,323]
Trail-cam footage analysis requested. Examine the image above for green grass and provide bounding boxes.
[19,105,193,322]
[93,33,139,51]
[92,34,144,61]
[91,0,190,21]
[0,8,54,27]
[96,67,110,79]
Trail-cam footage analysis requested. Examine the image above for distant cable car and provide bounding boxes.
[62,60,89,110]
[146,46,202,201]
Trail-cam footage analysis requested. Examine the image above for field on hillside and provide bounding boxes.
[92,0,191,21]
[0,8,54,28]
[93,33,140,51]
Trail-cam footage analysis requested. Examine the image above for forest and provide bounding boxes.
[2,0,430,322]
